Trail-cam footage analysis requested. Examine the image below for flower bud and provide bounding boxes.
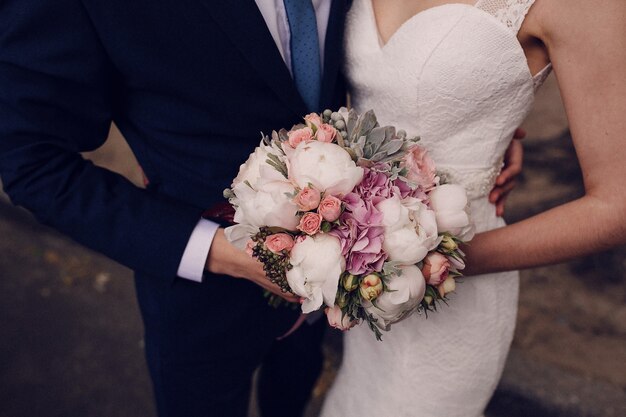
[441,235,458,251]
[423,295,433,306]
[437,277,456,298]
[336,291,349,308]
[360,274,383,301]
[342,273,359,292]
[304,113,323,129]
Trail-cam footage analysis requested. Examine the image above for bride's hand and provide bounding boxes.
[490,128,525,216]
[204,228,300,303]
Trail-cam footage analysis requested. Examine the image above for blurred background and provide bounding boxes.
[1,74,625,417]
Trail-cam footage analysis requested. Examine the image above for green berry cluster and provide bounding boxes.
[251,227,293,293]
[322,109,349,141]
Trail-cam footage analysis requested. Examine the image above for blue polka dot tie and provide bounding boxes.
[283,0,322,112]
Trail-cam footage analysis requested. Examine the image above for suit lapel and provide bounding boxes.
[201,0,348,116]
[199,0,308,117]
[320,0,348,110]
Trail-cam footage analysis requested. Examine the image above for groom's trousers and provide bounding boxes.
[135,269,325,417]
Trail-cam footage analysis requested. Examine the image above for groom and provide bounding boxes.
[0,0,350,416]
[0,1,523,416]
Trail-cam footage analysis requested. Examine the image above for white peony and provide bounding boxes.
[232,180,300,231]
[287,141,364,197]
[365,265,426,330]
[286,234,345,314]
[376,196,440,265]
[232,140,286,189]
[224,223,259,251]
[429,184,475,241]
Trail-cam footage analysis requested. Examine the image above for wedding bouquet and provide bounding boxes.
[224,108,473,339]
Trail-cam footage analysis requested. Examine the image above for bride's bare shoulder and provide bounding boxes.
[528,0,625,45]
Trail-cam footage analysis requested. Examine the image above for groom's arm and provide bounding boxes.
[0,0,210,281]
[0,0,300,301]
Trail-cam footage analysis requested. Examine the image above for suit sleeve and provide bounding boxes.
[0,0,203,281]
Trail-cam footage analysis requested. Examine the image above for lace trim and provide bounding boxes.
[475,0,537,34]
[438,159,504,200]
[533,63,552,91]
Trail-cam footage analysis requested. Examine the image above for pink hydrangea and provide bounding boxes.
[330,192,387,275]
[355,165,426,203]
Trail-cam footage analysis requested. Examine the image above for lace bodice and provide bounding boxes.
[344,0,551,200]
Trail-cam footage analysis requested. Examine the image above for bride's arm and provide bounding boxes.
[464,0,626,275]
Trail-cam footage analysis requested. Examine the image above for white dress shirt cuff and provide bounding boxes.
[177,218,220,282]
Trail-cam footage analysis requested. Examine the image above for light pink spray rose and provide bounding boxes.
[294,187,321,211]
[422,252,451,286]
[318,195,342,222]
[315,124,338,143]
[401,145,437,191]
[298,212,323,235]
[325,305,358,331]
[245,239,255,257]
[304,113,323,129]
[265,233,295,254]
[288,127,314,148]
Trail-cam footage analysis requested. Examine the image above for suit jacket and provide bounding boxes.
[1,6,351,410]
[0,0,348,283]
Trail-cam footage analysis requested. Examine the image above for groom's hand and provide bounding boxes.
[205,229,300,303]
[489,128,525,216]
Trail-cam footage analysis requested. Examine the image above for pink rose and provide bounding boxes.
[304,113,323,129]
[325,305,358,331]
[402,145,437,190]
[245,239,255,257]
[288,127,314,148]
[294,187,322,211]
[315,123,338,143]
[318,195,342,222]
[298,212,323,235]
[265,233,295,254]
[422,252,451,286]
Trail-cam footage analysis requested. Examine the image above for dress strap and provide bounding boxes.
[475,0,537,34]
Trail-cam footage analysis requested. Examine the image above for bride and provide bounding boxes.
[320,0,626,416]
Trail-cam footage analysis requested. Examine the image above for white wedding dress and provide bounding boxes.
[320,1,551,416]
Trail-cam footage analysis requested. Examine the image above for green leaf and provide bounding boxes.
[383,261,403,277]
[266,154,288,178]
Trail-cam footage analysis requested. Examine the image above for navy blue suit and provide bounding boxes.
[0,0,348,415]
